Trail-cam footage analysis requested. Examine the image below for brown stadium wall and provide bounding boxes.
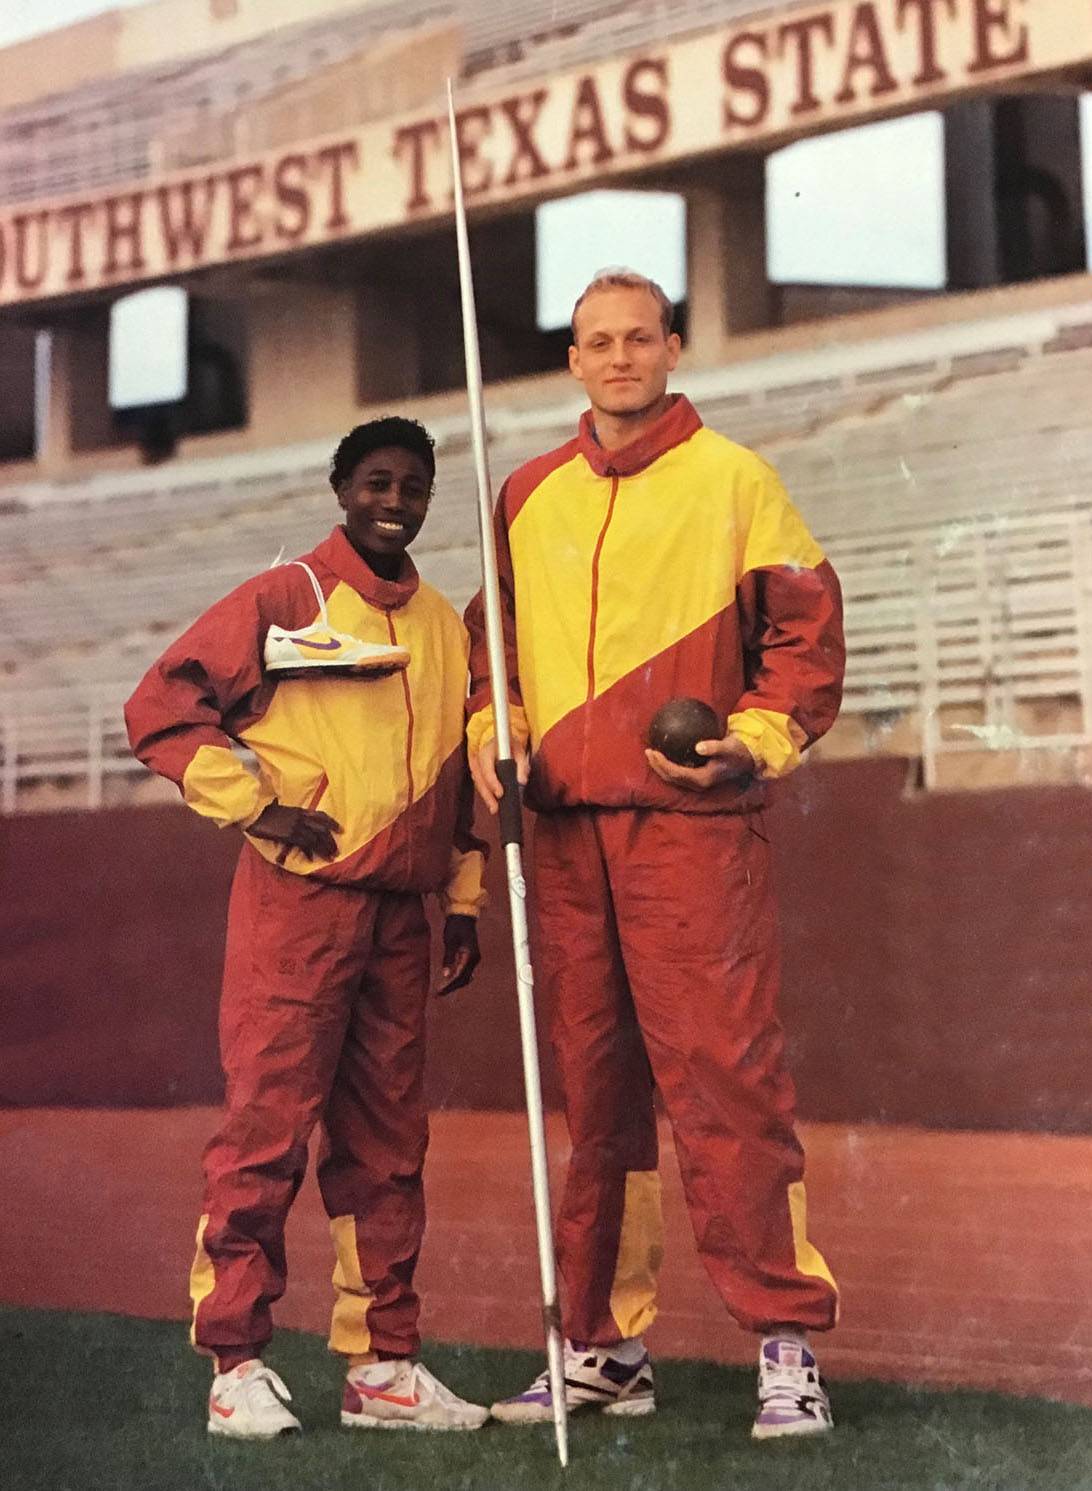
[2,756,1089,1132]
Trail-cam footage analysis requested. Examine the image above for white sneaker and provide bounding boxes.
[207,1359,302,1439]
[752,1336,833,1439]
[341,1359,489,1431]
[491,1340,655,1423]
[263,624,409,679]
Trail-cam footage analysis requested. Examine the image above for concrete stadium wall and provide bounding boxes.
[2,757,1089,1132]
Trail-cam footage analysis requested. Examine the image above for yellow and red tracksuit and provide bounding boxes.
[466,395,844,1342]
[126,524,485,1362]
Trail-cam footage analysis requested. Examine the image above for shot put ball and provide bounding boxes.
[647,697,723,768]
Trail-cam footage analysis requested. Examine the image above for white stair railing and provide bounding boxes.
[0,510,1089,810]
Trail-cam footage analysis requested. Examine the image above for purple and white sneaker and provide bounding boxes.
[752,1337,833,1439]
[491,1341,656,1423]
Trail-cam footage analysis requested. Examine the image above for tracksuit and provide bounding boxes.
[466,394,845,1342]
[126,524,484,1361]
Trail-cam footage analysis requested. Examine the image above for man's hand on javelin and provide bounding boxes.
[645,733,757,793]
[468,735,530,815]
[248,801,342,859]
[433,914,481,997]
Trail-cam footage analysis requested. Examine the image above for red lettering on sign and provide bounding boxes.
[273,154,311,242]
[779,12,836,116]
[157,177,217,265]
[453,106,495,198]
[968,0,1028,74]
[835,2,899,103]
[623,57,670,152]
[393,119,440,212]
[57,202,95,285]
[226,165,264,251]
[564,75,614,170]
[316,141,359,231]
[896,0,956,86]
[14,212,49,290]
[723,29,771,128]
[500,91,550,186]
[104,193,146,276]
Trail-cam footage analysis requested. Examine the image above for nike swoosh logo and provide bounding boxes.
[287,637,342,651]
[209,1400,236,1418]
[356,1385,420,1408]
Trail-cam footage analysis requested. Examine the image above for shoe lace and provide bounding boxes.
[244,1364,292,1407]
[409,1362,464,1408]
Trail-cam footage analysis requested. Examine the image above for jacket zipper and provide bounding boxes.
[386,611,415,806]
[586,474,620,701]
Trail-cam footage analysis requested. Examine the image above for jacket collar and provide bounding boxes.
[576,393,703,478]
[313,525,420,610]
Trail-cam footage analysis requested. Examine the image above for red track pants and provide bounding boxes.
[190,844,431,1361]
[532,808,838,1345]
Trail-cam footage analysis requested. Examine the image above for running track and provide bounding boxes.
[2,1109,1089,1406]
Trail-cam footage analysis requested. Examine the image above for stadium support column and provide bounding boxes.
[684,155,770,366]
[945,100,1002,289]
[35,325,78,475]
[357,278,424,401]
[249,282,357,440]
[946,97,1086,290]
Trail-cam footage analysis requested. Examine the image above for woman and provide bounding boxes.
[126,417,489,1436]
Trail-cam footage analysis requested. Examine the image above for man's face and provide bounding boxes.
[337,446,432,558]
[568,287,681,419]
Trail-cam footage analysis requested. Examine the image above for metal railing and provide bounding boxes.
[2,510,1089,811]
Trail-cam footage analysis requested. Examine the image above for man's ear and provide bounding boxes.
[568,342,582,380]
[665,332,682,371]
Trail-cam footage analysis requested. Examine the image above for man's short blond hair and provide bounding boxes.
[570,268,675,342]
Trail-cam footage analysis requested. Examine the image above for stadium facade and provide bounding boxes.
[1,0,1090,1130]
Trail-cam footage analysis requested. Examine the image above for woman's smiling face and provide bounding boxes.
[336,445,432,560]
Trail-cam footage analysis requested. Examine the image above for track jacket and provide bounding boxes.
[126,524,485,912]
[466,394,844,814]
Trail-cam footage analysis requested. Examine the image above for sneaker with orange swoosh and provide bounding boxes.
[342,1360,488,1431]
[207,1360,302,1439]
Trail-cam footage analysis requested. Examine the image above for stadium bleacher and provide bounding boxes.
[0,0,785,206]
[2,297,1090,806]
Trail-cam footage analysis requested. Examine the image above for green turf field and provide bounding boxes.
[2,1307,1090,1491]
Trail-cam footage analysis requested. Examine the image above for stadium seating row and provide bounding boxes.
[1,299,1090,804]
[2,0,760,207]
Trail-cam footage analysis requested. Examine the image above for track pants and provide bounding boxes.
[532,807,838,1345]
[190,843,431,1361]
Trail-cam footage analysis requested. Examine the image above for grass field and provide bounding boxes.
[3,1307,1090,1491]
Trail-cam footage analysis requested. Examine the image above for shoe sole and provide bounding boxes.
[341,1410,488,1432]
[491,1396,656,1424]
[752,1418,833,1441]
[207,1421,301,1439]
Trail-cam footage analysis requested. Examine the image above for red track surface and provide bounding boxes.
[3,1108,1089,1406]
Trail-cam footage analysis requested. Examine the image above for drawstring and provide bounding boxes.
[284,559,329,628]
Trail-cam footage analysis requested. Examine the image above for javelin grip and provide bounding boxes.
[495,757,524,847]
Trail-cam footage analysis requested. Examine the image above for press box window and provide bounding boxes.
[109,286,247,460]
[535,190,688,337]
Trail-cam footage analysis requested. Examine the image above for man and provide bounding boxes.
[466,271,845,1439]
[126,417,490,1437]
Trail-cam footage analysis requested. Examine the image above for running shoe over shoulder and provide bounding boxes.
[491,1341,655,1423]
[341,1359,488,1431]
[752,1336,833,1440]
[207,1359,301,1439]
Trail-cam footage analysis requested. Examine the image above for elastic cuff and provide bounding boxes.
[238,793,276,830]
[727,709,807,780]
[466,703,529,757]
[443,901,483,919]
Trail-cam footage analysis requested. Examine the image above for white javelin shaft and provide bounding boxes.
[446,80,569,1470]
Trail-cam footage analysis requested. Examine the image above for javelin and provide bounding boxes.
[446,79,569,1470]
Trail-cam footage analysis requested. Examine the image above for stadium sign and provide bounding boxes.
[1,0,1088,308]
